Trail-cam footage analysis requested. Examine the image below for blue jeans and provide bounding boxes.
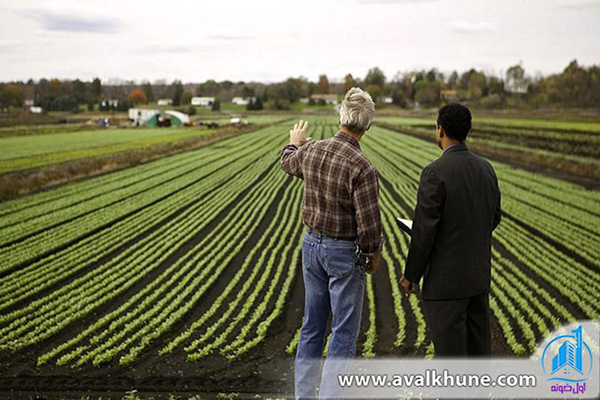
[295,230,366,400]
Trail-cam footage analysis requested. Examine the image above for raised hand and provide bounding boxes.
[289,120,312,147]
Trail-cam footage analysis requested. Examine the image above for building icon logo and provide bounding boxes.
[541,326,593,383]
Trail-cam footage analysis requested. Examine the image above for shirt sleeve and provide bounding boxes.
[404,165,445,284]
[352,165,384,254]
[280,143,304,179]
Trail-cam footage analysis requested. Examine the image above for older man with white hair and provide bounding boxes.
[281,87,384,399]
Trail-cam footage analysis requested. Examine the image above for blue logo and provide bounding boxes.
[541,326,593,383]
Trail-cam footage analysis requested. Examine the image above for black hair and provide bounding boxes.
[436,103,472,141]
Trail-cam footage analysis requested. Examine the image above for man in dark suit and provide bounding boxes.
[399,103,501,357]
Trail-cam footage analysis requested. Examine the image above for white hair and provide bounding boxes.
[339,87,375,134]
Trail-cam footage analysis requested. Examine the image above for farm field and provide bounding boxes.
[376,115,600,132]
[376,116,600,182]
[0,114,291,175]
[0,116,598,398]
[0,127,217,174]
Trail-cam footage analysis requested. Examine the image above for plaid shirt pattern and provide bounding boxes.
[280,131,384,254]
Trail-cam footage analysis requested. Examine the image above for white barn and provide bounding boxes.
[310,94,338,105]
[164,110,190,125]
[157,98,173,106]
[129,108,159,126]
[191,97,215,107]
[231,97,255,106]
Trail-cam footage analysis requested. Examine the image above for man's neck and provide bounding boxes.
[339,126,363,142]
[442,139,462,151]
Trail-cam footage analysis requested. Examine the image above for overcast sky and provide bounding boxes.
[0,0,599,83]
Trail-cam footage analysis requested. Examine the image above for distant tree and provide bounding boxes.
[91,78,102,99]
[344,74,357,92]
[172,80,183,106]
[246,96,263,110]
[197,80,219,96]
[488,76,504,95]
[365,67,386,89]
[0,83,25,111]
[41,95,79,112]
[221,80,234,91]
[459,69,487,100]
[271,78,304,103]
[142,82,154,102]
[554,60,591,106]
[426,68,442,83]
[211,99,220,111]
[413,80,440,106]
[116,100,132,112]
[467,70,487,99]
[270,99,290,110]
[459,69,472,90]
[365,84,383,101]
[72,79,86,103]
[128,89,147,105]
[241,85,255,98]
[181,91,193,106]
[389,71,410,107]
[50,78,62,96]
[318,74,330,94]
[391,89,407,108]
[447,71,459,89]
[186,105,197,115]
[306,81,317,97]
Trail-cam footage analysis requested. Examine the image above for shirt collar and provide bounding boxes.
[442,142,467,155]
[334,130,361,150]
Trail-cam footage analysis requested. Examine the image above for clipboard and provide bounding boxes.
[395,218,413,236]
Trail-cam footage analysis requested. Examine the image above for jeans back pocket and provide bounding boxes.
[325,245,359,278]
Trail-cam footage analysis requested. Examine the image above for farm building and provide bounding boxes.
[101,99,121,108]
[157,98,173,106]
[191,97,215,107]
[231,97,255,106]
[129,108,160,126]
[310,94,338,105]
[164,110,190,126]
[441,90,460,102]
[128,108,190,127]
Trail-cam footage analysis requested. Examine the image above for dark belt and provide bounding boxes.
[307,228,357,241]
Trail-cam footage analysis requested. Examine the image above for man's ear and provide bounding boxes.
[438,126,445,139]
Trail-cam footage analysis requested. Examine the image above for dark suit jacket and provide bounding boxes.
[404,142,501,300]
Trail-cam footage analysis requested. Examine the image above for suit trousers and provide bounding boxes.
[422,292,491,357]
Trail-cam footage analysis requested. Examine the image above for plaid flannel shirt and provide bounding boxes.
[280,131,384,254]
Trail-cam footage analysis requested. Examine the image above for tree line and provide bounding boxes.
[0,60,598,112]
